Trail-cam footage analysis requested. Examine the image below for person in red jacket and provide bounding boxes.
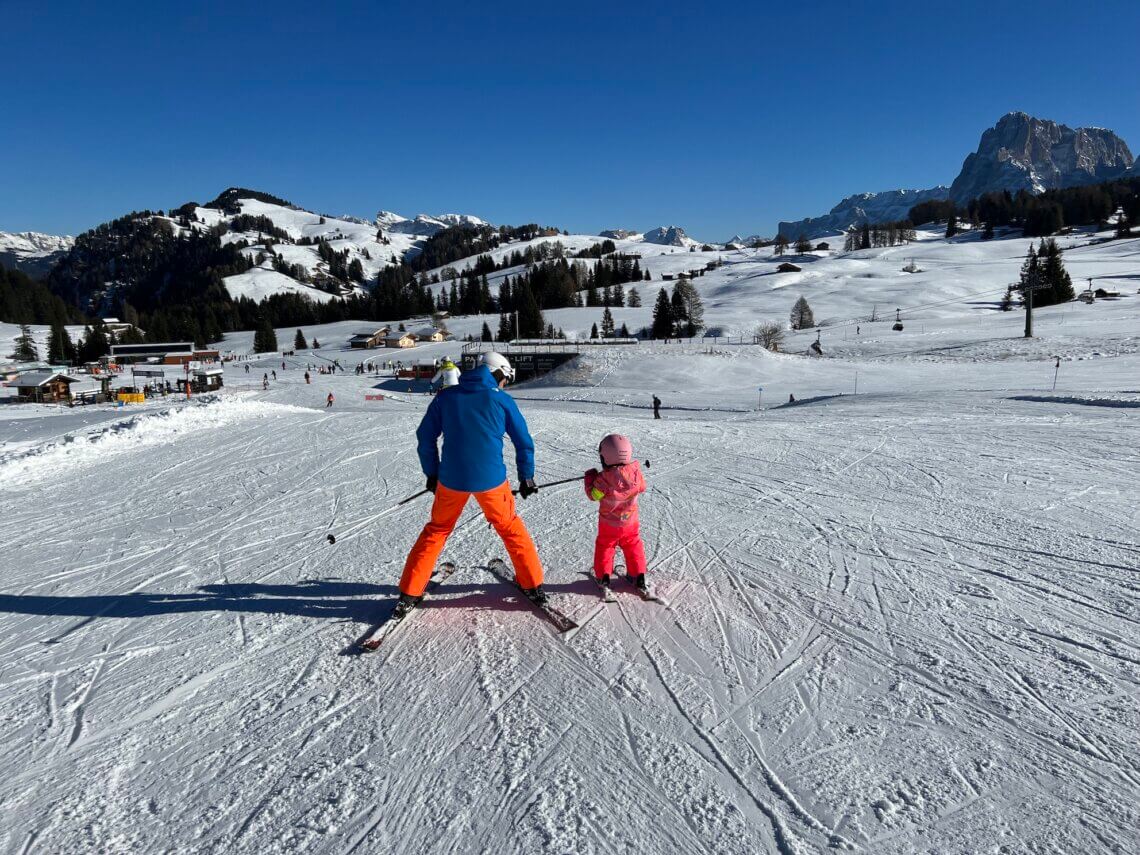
[585,434,648,591]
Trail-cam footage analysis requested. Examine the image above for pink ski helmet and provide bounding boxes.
[598,433,633,466]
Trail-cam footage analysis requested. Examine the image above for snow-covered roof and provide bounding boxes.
[11,371,79,386]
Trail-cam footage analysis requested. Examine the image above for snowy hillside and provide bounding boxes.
[2,269,1138,852]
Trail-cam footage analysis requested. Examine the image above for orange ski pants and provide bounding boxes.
[400,481,543,596]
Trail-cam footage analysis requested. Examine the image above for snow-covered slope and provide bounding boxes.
[153,196,489,303]
[1,277,1137,851]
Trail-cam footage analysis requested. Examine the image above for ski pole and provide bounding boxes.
[511,460,651,495]
[398,488,430,505]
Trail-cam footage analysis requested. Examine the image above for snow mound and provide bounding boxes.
[0,397,312,489]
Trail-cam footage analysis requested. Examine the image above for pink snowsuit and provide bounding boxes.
[585,461,647,579]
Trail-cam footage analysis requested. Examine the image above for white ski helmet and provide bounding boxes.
[481,351,515,383]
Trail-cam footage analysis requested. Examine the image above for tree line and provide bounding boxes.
[909,177,1140,238]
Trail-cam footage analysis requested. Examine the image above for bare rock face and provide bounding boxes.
[948,112,1134,203]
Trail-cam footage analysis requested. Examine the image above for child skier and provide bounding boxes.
[585,434,648,592]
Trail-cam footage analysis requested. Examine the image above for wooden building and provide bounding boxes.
[384,332,417,349]
[348,327,390,349]
[8,371,81,403]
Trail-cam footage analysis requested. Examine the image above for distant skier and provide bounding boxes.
[431,357,461,393]
[326,392,334,408]
[304,371,311,384]
[282,360,286,370]
[262,378,269,390]
[272,370,277,380]
[398,352,544,615]
[244,364,249,374]
[586,434,648,592]
[652,395,661,419]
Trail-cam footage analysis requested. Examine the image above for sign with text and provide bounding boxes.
[364,393,386,402]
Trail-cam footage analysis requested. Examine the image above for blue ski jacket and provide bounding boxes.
[416,365,535,492]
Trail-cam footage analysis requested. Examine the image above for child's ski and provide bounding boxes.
[487,559,578,633]
[357,562,456,652]
[624,574,668,605]
[594,574,618,603]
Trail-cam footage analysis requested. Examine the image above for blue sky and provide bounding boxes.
[2,0,1137,240]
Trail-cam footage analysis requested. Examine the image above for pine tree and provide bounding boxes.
[13,324,38,361]
[671,288,687,334]
[982,221,995,240]
[945,214,959,238]
[651,288,674,339]
[497,313,512,342]
[790,296,814,330]
[78,323,110,363]
[627,287,641,307]
[481,322,493,342]
[254,317,277,353]
[590,322,599,339]
[294,329,308,350]
[619,322,630,337]
[47,322,74,364]
[795,233,811,254]
[1037,239,1075,306]
[673,279,705,336]
[1016,244,1040,299]
[601,306,615,338]
[515,281,544,338]
[860,222,871,250]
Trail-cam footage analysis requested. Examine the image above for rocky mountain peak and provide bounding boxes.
[948,113,1133,203]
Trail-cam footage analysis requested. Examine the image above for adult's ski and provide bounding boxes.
[357,562,456,652]
[486,559,578,633]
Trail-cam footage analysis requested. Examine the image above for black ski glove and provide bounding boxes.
[518,479,538,499]
[426,475,438,493]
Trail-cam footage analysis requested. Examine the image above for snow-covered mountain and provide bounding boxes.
[641,225,698,247]
[0,230,74,277]
[948,111,1135,203]
[378,211,488,236]
[779,188,950,241]
[724,233,770,247]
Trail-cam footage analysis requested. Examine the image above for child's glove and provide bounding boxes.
[589,486,605,502]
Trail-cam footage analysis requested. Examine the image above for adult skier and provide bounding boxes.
[431,357,461,392]
[652,395,661,419]
[398,352,544,614]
